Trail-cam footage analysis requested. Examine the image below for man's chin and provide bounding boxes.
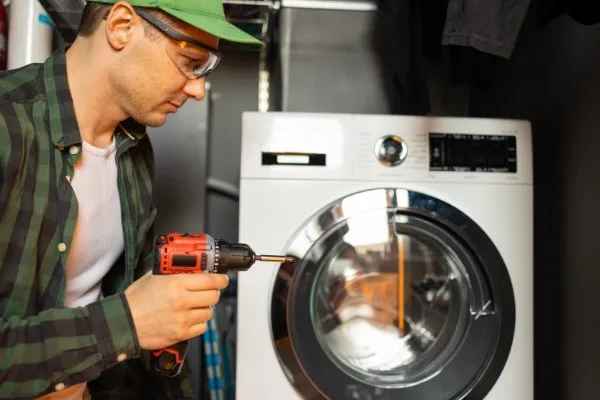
[136,113,169,128]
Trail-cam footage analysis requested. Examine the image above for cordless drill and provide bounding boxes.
[146,232,293,378]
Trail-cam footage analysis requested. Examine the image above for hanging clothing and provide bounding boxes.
[441,0,533,60]
[371,0,431,115]
[370,0,533,113]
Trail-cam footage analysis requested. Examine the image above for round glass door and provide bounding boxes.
[271,188,515,400]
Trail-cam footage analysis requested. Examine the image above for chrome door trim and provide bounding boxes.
[269,187,515,400]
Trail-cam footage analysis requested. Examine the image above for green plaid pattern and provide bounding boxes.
[0,47,193,399]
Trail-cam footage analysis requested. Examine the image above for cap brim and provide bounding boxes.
[161,6,264,50]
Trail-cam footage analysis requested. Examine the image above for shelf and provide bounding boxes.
[223,0,274,6]
[281,0,376,11]
[222,0,277,51]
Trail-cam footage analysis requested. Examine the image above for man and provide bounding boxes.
[0,0,263,399]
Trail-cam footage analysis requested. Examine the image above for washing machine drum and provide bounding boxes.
[271,188,515,400]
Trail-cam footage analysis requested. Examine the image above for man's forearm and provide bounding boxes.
[0,293,140,399]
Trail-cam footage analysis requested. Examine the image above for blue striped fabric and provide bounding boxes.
[203,315,225,400]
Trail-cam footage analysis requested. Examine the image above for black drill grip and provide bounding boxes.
[146,235,192,377]
[146,340,190,378]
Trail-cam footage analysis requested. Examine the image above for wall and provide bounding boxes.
[469,11,600,400]
[205,51,261,241]
[275,7,388,113]
[273,6,472,115]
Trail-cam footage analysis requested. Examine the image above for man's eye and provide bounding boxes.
[186,55,209,64]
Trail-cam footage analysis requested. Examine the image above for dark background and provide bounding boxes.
[203,5,600,399]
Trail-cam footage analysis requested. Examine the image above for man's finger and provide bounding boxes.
[185,290,221,309]
[180,273,229,291]
[186,323,208,339]
[187,307,214,326]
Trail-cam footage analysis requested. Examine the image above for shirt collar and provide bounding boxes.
[42,46,146,148]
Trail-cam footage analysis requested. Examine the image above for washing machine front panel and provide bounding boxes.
[236,178,533,400]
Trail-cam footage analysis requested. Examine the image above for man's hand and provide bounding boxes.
[124,272,229,350]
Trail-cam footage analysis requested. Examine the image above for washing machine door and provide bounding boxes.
[270,188,515,400]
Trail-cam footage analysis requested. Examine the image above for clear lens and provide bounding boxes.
[309,207,474,388]
[166,41,219,79]
[192,55,219,78]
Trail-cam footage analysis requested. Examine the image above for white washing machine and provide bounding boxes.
[236,112,533,400]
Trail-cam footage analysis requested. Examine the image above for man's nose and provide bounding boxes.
[183,77,206,101]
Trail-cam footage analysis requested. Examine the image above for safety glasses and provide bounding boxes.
[105,7,222,79]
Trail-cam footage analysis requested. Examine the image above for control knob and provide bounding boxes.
[375,135,408,167]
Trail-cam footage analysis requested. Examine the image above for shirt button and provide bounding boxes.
[69,146,79,155]
[117,353,127,362]
[55,383,65,391]
[57,243,67,252]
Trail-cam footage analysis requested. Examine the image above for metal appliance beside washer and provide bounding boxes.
[236,112,533,400]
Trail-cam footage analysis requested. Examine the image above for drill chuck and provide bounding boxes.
[216,241,294,272]
[214,240,256,272]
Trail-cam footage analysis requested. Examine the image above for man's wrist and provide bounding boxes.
[88,293,141,369]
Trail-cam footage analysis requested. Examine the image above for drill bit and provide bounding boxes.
[255,255,294,263]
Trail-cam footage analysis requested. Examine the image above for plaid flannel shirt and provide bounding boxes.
[0,47,194,399]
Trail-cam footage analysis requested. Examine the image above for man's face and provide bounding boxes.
[107,6,220,127]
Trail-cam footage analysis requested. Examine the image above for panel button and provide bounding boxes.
[375,135,408,167]
[201,252,207,270]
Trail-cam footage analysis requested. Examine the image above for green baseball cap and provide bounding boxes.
[89,0,264,49]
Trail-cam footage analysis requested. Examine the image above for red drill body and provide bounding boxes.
[146,232,292,377]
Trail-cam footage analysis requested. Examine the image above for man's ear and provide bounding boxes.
[104,1,139,51]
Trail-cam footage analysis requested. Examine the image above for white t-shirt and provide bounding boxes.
[63,137,125,308]
[36,137,124,400]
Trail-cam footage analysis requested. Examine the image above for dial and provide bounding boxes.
[374,135,408,167]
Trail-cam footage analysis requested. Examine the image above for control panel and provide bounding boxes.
[240,112,532,184]
[372,132,518,174]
